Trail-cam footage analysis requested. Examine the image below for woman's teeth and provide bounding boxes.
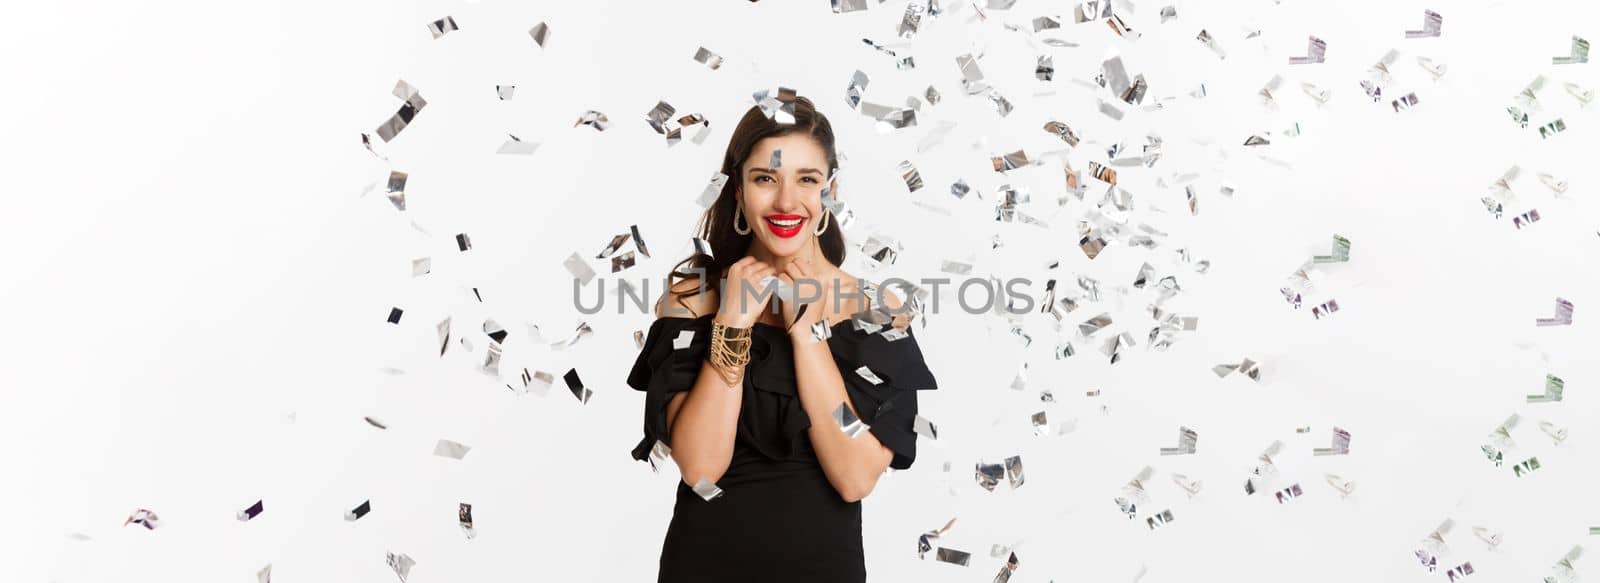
[767,217,802,227]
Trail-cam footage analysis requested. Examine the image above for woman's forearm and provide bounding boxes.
[667,358,745,487]
[791,337,893,502]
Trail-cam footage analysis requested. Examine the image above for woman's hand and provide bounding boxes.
[714,256,777,329]
[776,258,830,339]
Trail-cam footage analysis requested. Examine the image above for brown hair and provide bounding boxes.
[664,94,847,314]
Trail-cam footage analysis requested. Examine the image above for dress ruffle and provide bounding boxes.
[627,314,938,470]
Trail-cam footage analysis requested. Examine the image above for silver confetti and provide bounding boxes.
[1535,297,1574,326]
[237,499,264,521]
[1289,36,1327,64]
[433,439,471,460]
[1159,426,1198,455]
[691,477,724,501]
[1553,35,1590,64]
[386,551,415,583]
[528,22,550,47]
[692,46,723,70]
[1527,373,1564,403]
[564,252,596,286]
[1312,427,1352,455]
[374,80,427,143]
[1404,10,1443,38]
[936,547,972,566]
[427,16,458,39]
[497,133,539,155]
[833,401,870,438]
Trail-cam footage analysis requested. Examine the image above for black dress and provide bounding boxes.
[628,313,938,583]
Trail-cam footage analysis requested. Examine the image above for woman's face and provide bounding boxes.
[737,133,835,258]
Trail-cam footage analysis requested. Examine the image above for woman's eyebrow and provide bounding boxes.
[747,167,824,176]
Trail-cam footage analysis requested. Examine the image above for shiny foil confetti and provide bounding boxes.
[237,499,264,521]
[564,368,592,403]
[345,500,371,521]
[433,439,471,460]
[1160,426,1198,455]
[691,477,724,501]
[833,401,869,438]
[564,252,596,286]
[427,16,458,39]
[1536,297,1574,326]
[692,46,723,70]
[1553,36,1590,64]
[527,22,549,47]
[574,110,610,131]
[1527,374,1565,403]
[497,134,539,155]
[1405,10,1443,38]
[374,80,427,143]
[385,170,407,210]
[1289,36,1328,64]
[124,508,160,529]
[387,551,415,582]
[459,502,475,539]
[1313,427,1352,455]
[935,547,972,566]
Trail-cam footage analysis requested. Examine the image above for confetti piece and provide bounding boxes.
[1312,234,1351,263]
[496,85,514,100]
[1527,374,1564,403]
[833,402,869,438]
[1212,358,1261,380]
[691,477,724,501]
[1312,427,1351,455]
[1536,297,1574,326]
[257,564,271,583]
[527,22,549,47]
[387,551,415,582]
[124,508,159,529]
[385,170,407,210]
[1289,36,1327,64]
[692,46,723,70]
[1405,10,1443,38]
[1146,509,1175,530]
[387,307,403,324]
[936,547,973,566]
[898,160,925,192]
[1539,420,1568,443]
[459,502,475,540]
[1553,36,1590,64]
[832,0,869,14]
[1197,29,1227,59]
[1160,426,1198,455]
[437,317,451,356]
[1274,483,1304,503]
[574,110,610,131]
[1171,473,1202,497]
[374,80,427,143]
[564,368,592,404]
[1472,526,1502,548]
[564,252,596,286]
[345,500,371,521]
[1512,456,1541,476]
[427,16,458,39]
[1325,473,1356,497]
[237,500,264,521]
[364,416,388,429]
[433,439,471,460]
[497,134,539,155]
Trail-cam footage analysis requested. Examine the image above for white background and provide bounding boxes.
[5,0,1599,581]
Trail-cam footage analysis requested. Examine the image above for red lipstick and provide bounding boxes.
[764,214,805,238]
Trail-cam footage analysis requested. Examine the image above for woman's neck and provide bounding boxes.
[745,239,832,275]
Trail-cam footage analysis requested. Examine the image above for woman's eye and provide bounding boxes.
[802,177,817,184]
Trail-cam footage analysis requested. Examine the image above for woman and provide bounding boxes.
[627,94,939,582]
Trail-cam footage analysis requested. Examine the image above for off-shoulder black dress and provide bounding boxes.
[627,313,938,583]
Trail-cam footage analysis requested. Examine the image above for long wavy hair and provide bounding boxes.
[665,94,847,313]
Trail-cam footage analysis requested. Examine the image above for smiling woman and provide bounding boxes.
[627,93,939,583]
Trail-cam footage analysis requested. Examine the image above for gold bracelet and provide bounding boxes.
[708,321,752,386]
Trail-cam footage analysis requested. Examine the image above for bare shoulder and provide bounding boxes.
[655,272,719,319]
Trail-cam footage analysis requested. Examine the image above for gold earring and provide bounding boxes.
[813,209,830,235]
[733,202,752,235]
